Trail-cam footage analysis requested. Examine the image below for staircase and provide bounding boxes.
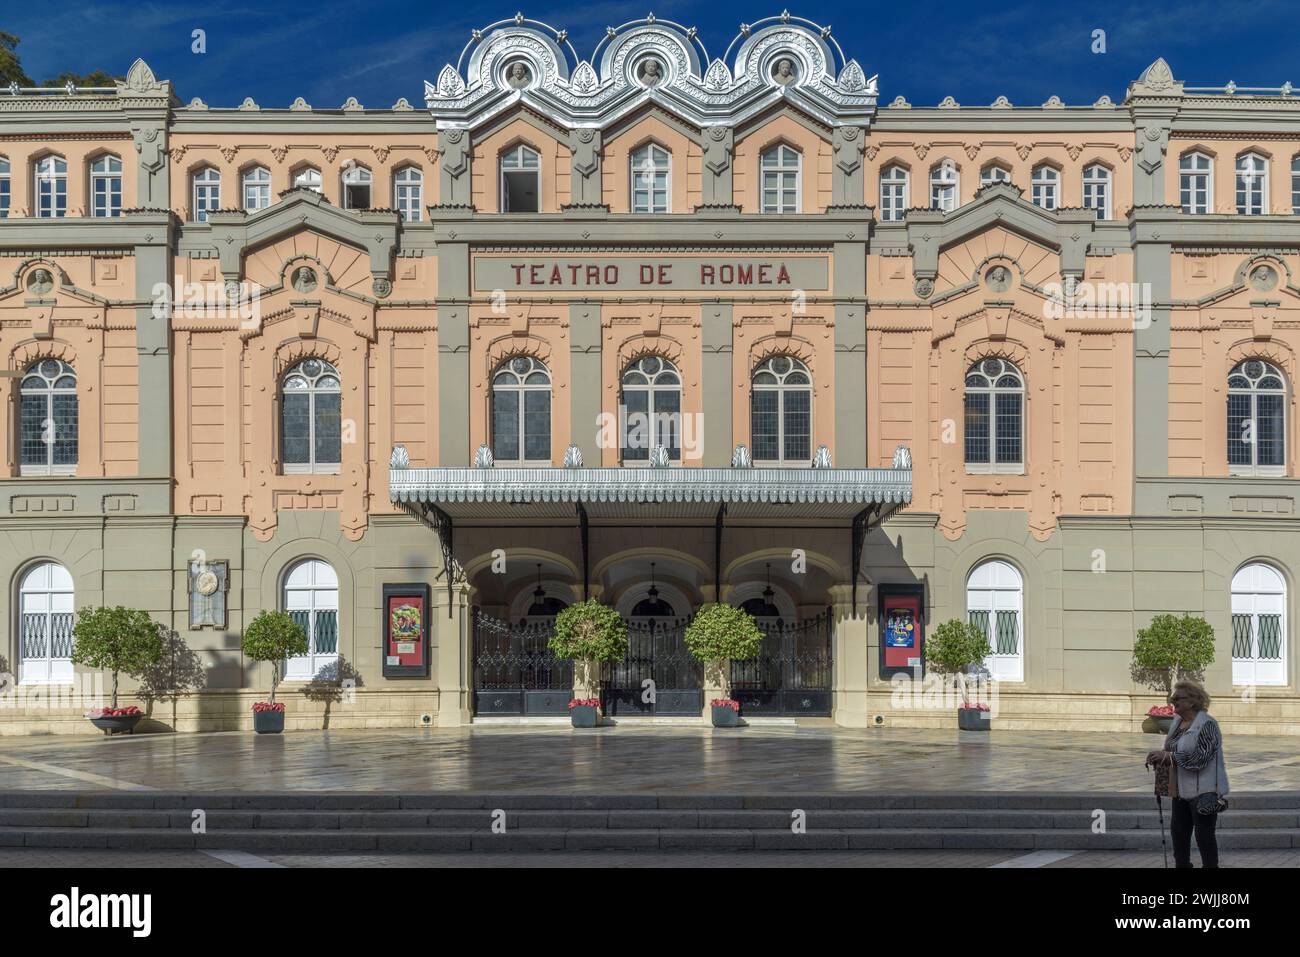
[2,791,1297,852]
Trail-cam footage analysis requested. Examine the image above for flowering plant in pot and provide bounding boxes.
[924,619,993,731]
[568,697,600,728]
[71,606,165,734]
[549,600,628,727]
[1146,704,1177,735]
[241,611,308,734]
[684,604,762,727]
[1131,614,1214,734]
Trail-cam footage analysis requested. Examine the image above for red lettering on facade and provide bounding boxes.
[657,265,672,285]
[778,264,790,284]
[736,264,753,284]
[640,265,655,284]
[586,265,601,284]
[604,265,619,284]
[512,265,525,285]
[701,265,715,284]
[550,265,563,285]
[529,265,544,285]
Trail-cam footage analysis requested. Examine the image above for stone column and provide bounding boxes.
[437,241,470,465]
[833,241,868,467]
[569,302,602,463]
[434,581,472,727]
[700,303,732,466]
[829,583,870,727]
[133,221,173,477]
[1133,237,1171,478]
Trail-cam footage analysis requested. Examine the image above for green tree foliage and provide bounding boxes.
[70,606,165,709]
[241,611,309,705]
[549,599,628,663]
[1131,614,1216,694]
[683,603,763,663]
[923,618,993,705]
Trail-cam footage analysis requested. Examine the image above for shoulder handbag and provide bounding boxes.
[1194,764,1228,816]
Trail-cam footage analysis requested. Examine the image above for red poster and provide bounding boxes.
[386,594,424,668]
[882,592,923,675]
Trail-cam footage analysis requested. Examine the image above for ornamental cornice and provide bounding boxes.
[0,132,133,142]
[425,16,876,134]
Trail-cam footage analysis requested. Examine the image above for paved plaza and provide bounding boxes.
[0,724,1297,793]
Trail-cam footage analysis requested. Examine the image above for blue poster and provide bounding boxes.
[886,609,916,648]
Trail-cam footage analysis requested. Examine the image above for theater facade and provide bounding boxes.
[2,12,1300,734]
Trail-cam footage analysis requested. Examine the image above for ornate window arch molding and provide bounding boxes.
[10,340,78,370]
[273,339,343,378]
[614,332,687,373]
[1225,339,1296,383]
[483,332,555,374]
[961,339,1032,370]
[745,334,821,391]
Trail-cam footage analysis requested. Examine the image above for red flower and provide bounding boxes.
[251,702,286,713]
[567,698,599,709]
[710,699,740,711]
[86,706,142,718]
[1148,705,1176,717]
[960,703,991,712]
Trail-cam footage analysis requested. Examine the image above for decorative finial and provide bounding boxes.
[389,445,411,469]
[474,444,495,468]
[649,445,671,468]
[812,446,832,469]
[731,444,753,468]
[892,445,913,469]
[563,444,584,468]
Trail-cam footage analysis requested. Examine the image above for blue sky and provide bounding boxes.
[7,1,1296,107]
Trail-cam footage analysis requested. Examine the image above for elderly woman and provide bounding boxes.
[1146,680,1229,868]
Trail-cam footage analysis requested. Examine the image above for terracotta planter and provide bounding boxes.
[253,709,285,734]
[957,708,990,730]
[88,714,143,735]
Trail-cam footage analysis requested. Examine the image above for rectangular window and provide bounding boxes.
[994,393,1022,464]
[1,160,12,219]
[492,391,520,462]
[523,391,550,460]
[964,392,990,464]
[751,390,780,461]
[396,182,422,222]
[783,390,811,462]
[281,393,312,465]
[1256,393,1286,467]
[91,173,122,217]
[1082,181,1108,220]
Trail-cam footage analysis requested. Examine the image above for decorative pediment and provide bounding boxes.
[424,14,877,134]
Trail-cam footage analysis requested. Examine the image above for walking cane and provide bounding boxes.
[1155,793,1169,868]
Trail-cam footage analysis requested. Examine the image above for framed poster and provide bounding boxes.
[879,583,925,680]
[382,583,431,678]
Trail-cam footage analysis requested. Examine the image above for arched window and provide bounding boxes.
[1179,152,1212,214]
[760,144,801,213]
[500,144,540,212]
[1236,153,1268,215]
[1082,164,1111,219]
[967,560,1024,682]
[979,163,1011,187]
[879,165,909,221]
[282,559,339,681]
[929,159,958,212]
[1228,359,1286,476]
[242,166,271,211]
[19,359,77,476]
[621,355,681,462]
[18,561,75,685]
[1232,563,1287,687]
[34,156,67,218]
[491,356,551,463]
[1030,165,1058,210]
[393,166,423,222]
[89,155,122,218]
[965,357,1024,472]
[192,166,220,221]
[293,166,322,193]
[342,165,372,209]
[281,358,341,473]
[751,355,812,464]
[630,143,670,213]
[0,156,10,218]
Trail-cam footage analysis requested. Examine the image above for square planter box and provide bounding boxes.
[957,708,990,731]
[570,705,599,728]
[711,705,740,728]
[253,709,285,734]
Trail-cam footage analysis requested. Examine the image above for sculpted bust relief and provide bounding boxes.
[986,265,1013,292]
[292,266,319,294]
[772,57,797,85]
[506,61,532,89]
[638,59,663,86]
[27,268,55,295]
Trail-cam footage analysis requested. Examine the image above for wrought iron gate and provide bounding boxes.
[730,609,833,716]
[602,618,703,716]
[471,610,572,715]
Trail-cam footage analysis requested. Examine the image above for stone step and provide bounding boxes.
[4,791,1298,812]
[0,806,1294,830]
[2,826,1297,852]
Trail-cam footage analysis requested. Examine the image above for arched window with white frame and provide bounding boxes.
[760,144,801,213]
[393,166,423,221]
[1179,152,1212,214]
[620,355,681,462]
[1031,164,1058,210]
[500,144,540,212]
[879,165,909,221]
[18,561,75,685]
[929,159,958,212]
[282,559,339,681]
[491,356,551,463]
[89,155,122,218]
[192,166,220,221]
[281,358,342,473]
[630,143,670,213]
[1231,563,1287,687]
[342,165,372,209]
[292,166,322,193]
[1227,359,1286,476]
[242,166,271,211]
[19,358,78,476]
[751,355,812,464]
[979,163,1011,187]
[0,156,10,218]
[34,155,67,218]
[967,560,1024,682]
[964,357,1024,472]
[1236,153,1268,215]
[1082,164,1111,219]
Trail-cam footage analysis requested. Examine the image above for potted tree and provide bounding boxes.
[1131,614,1215,733]
[549,600,628,728]
[71,606,165,734]
[241,610,308,734]
[683,603,763,727]
[924,618,994,731]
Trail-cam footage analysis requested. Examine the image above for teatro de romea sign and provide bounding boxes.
[475,256,830,292]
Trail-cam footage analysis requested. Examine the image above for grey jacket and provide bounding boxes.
[1164,709,1230,798]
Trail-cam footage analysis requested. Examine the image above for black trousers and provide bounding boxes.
[1170,797,1219,868]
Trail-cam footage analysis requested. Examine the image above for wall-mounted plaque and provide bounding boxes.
[382,583,431,678]
[188,561,229,629]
